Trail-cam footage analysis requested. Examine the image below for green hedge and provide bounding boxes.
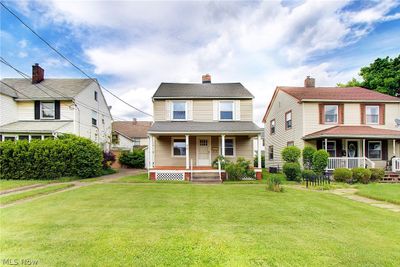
[312,150,329,174]
[119,149,145,168]
[352,168,372,184]
[333,168,353,183]
[370,168,385,181]
[0,135,103,179]
[281,146,301,163]
[283,162,301,181]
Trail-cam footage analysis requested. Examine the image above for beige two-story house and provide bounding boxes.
[147,74,263,181]
[263,77,400,172]
[0,64,112,150]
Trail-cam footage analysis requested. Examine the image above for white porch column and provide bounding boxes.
[393,139,396,156]
[185,135,190,169]
[257,134,262,168]
[324,138,328,152]
[363,139,366,157]
[221,134,225,157]
[148,134,153,169]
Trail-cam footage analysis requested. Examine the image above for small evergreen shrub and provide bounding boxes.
[281,146,301,163]
[212,155,230,169]
[119,149,145,168]
[333,168,353,183]
[352,168,372,184]
[225,157,255,180]
[312,150,329,174]
[282,162,301,181]
[302,169,317,181]
[370,168,385,181]
[302,146,316,170]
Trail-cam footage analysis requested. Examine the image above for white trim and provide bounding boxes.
[219,136,236,157]
[367,140,382,160]
[365,105,380,125]
[324,105,338,124]
[196,136,211,166]
[149,131,262,135]
[171,137,187,158]
[218,100,235,121]
[323,140,337,157]
[149,169,226,174]
[171,100,187,121]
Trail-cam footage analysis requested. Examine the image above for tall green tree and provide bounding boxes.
[337,55,400,96]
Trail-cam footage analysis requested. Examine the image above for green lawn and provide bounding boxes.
[0,184,73,205]
[117,173,189,183]
[0,180,51,191]
[1,183,399,266]
[356,183,400,205]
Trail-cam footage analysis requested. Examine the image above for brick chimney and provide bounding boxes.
[32,63,44,84]
[132,118,137,125]
[202,74,211,84]
[304,76,315,88]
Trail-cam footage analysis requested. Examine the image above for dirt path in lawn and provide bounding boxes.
[0,169,146,208]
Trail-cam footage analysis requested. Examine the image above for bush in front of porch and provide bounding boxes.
[225,157,255,181]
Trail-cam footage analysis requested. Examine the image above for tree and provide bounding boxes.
[337,55,400,96]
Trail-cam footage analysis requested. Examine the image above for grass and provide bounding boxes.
[0,180,51,191]
[356,183,400,205]
[0,184,73,205]
[1,183,400,266]
[116,173,189,184]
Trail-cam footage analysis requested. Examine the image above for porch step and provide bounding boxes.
[191,172,221,184]
[382,172,400,183]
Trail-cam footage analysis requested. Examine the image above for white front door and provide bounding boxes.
[197,137,211,166]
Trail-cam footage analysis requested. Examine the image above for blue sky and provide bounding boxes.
[1,0,399,122]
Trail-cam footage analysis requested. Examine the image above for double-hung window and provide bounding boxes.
[172,101,186,120]
[270,119,275,135]
[94,91,98,101]
[268,146,274,160]
[92,110,98,126]
[366,106,379,124]
[368,141,381,159]
[322,141,336,157]
[221,138,235,156]
[219,101,234,120]
[324,105,338,124]
[41,101,55,119]
[172,138,186,157]
[285,111,292,130]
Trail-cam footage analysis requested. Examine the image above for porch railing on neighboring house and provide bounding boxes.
[393,158,400,172]
[327,157,375,171]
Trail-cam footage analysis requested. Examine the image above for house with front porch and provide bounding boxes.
[147,74,263,181]
[262,76,400,173]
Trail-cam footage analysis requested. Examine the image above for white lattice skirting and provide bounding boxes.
[155,172,185,181]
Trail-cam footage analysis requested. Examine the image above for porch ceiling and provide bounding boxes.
[303,126,400,140]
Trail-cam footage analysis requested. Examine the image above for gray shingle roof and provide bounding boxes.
[0,121,73,133]
[153,83,254,99]
[148,121,262,134]
[0,78,95,100]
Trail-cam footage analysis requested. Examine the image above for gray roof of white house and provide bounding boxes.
[0,78,95,100]
[148,121,262,134]
[152,83,254,99]
[0,121,73,133]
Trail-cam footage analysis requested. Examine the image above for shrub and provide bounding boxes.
[0,135,103,179]
[352,168,372,184]
[312,150,329,174]
[302,169,317,181]
[302,146,316,170]
[254,154,266,168]
[267,175,283,192]
[119,149,145,168]
[225,157,255,181]
[281,146,301,163]
[212,155,230,169]
[370,168,385,181]
[333,168,353,183]
[102,151,116,169]
[282,162,301,181]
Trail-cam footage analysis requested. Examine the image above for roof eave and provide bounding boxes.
[152,96,254,100]
[300,99,400,103]
[303,134,400,140]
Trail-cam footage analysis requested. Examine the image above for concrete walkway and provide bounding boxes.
[0,169,146,208]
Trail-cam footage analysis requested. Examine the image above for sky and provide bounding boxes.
[1,0,400,124]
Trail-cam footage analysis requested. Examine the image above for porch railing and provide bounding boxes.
[393,158,400,172]
[327,157,375,171]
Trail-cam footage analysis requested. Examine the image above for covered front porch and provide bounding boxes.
[147,121,263,181]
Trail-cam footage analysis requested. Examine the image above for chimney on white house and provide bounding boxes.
[202,74,211,84]
[304,76,315,88]
[132,118,137,125]
[32,63,44,84]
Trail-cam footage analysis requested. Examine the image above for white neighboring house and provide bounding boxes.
[112,120,152,151]
[0,63,113,150]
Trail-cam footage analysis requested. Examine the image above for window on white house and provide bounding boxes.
[94,91,98,101]
[172,101,186,120]
[41,101,55,119]
[4,136,16,141]
[270,119,276,134]
[219,101,234,120]
[173,138,186,156]
[366,106,379,124]
[285,111,292,129]
[220,138,235,156]
[323,141,336,157]
[287,141,294,147]
[92,110,98,126]
[31,135,42,140]
[324,105,338,123]
[19,135,29,141]
[268,146,274,160]
[368,141,382,159]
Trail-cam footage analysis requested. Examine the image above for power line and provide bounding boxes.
[0,1,153,118]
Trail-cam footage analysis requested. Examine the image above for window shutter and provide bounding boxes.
[213,100,218,120]
[318,104,324,124]
[34,101,40,120]
[187,100,193,120]
[379,104,385,125]
[55,100,60,119]
[360,104,366,124]
[165,100,171,120]
[339,104,344,124]
[235,100,240,120]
